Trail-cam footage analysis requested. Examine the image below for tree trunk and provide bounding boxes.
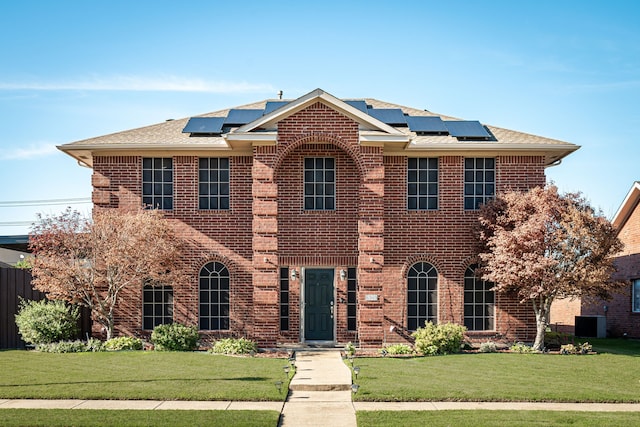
[532,296,553,351]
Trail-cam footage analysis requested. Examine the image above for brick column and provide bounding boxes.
[357,146,385,347]
[252,150,280,346]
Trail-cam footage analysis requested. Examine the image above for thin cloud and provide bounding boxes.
[1,144,58,160]
[0,75,276,94]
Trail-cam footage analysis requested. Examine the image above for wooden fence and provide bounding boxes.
[0,267,91,349]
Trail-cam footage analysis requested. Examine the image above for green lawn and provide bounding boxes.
[0,351,291,401]
[0,409,280,427]
[357,410,640,426]
[350,342,640,402]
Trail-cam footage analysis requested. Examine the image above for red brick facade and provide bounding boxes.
[65,90,578,347]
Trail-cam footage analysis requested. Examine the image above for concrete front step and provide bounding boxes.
[289,383,351,392]
[288,350,352,393]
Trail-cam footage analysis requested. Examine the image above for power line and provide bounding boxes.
[0,197,91,207]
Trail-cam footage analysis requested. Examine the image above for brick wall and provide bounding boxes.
[90,103,548,347]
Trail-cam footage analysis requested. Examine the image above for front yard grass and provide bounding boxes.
[351,351,640,402]
[0,409,280,427]
[357,410,640,426]
[0,350,290,401]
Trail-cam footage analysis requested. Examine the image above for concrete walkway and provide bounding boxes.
[280,350,356,426]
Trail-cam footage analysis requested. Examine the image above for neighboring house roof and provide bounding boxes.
[612,181,640,232]
[0,235,29,253]
[58,88,579,168]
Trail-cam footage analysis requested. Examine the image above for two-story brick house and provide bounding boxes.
[59,88,578,347]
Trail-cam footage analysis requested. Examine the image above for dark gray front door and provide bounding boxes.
[304,269,334,341]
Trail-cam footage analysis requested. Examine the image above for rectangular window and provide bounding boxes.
[304,157,335,210]
[347,267,357,331]
[199,158,230,210]
[143,285,173,330]
[408,158,438,210]
[463,267,495,331]
[142,157,173,210]
[280,268,290,331]
[634,279,640,313]
[464,158,495,210]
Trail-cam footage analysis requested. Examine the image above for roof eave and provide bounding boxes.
[612,181,640,231]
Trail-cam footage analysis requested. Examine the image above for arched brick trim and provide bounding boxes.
[191,253,236,279]
[272,133,366,180]
[400,253,443,279]
[459,255,482,277]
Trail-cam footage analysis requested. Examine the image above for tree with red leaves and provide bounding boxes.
[29,208,186,340]
[477,185,623,351]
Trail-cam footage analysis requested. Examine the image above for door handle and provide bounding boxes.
[330,301,334,318]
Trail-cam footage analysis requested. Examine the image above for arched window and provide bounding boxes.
[407,262,438,331]
[464,265,495,331]
[199,262,230,330]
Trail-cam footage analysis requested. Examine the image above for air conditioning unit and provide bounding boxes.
[574,315,606,338]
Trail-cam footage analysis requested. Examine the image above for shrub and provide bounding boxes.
[86,338,106,352]
[36,340,88,353]
[15,299,79,345]
[411,322,466,356]
[209,337,257,355]
[151,323,199,351]
[479,341,498,353]
[381,343,414,355]
[105,336,143,351]
[510,342,536,353]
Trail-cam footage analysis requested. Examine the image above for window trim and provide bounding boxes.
[407,262,438,331]
[142,157,174,210]
[303,157,336,211]
[633,279,640,313]
[463,265,495,331]
[407,157,438,211]
[198,157,230,210]
[142,284,173,330]
[463,157,495,211]
[198,261,230,331]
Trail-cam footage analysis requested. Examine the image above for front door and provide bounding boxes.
[304,269,334,341]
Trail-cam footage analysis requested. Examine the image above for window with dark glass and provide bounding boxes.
[280,268,290,331]
[633,279,640,313]
[199,158,230,210]
[142,157,173,210]
[407,262,438,331]
[464,158,495,210]
[199,262,230,330]
[464,265,495,331]
[347,267,357,331]
[408,158,438,210]
[304,157,335,210]
[142,284,173,330]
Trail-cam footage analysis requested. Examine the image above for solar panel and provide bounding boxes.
[224,109,264,126]
[444,121,492,139]
[264,101,289,114]
[344,100,368,113]
[366,108,407,126]
[182,117,225,134]
[406,116,448,134]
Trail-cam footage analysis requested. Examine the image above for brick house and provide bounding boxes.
[59,88,578,347]
[557,182,640,338]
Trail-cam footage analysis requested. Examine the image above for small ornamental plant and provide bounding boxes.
[105,336,143,351]
[380,343,414,355]
[479,341,498,353]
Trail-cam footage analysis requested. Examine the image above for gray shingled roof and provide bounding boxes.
[58,92,579,167]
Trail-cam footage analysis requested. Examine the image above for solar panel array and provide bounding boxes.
[182,99,493,140]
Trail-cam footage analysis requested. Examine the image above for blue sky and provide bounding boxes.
[1,0,639,235]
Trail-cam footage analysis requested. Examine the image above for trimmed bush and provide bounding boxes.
[510,342,536,353]
[36,340,88,353]
[411,322,466,356]
[105,336,143,351]
[210,337,257,355]
[151,323,199,351]
[380,343,414,355]
[86,338,106,352]
[479,341,498,353]
[15,299,79,345]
